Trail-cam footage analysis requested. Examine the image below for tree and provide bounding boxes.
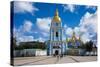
[13,37,17,50]
[15,41,46,50]
[85,40,93,52]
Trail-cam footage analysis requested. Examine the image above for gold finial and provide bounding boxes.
[72,31,75,37]
[78,34,81,42]
[55,8,58,16]
[73,31,75,37]
[78,35,81,40]
[52,8,61,23]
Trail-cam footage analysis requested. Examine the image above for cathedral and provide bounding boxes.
[46,8,82,56]
[67,31,82,48]
[46,9,67,56]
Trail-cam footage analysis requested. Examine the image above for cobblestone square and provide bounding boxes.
[14,56,97,66]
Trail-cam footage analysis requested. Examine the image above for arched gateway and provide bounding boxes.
[46,8,67,56]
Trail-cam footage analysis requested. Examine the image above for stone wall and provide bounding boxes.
[66,48,97,56]
[67,48,79,56]
[14,49,47,57]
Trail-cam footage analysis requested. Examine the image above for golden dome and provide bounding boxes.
[52,9,61,23]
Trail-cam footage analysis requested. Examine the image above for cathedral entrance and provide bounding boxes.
[55,50,59,55]
[53,48,61,56]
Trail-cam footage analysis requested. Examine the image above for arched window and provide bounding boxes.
[56,32,58,37]
[56,23,58,26]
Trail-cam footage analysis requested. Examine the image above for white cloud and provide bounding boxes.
[14,20,33,33]
[63,5,97,43]
[74,27,80,37]
[86,6,97,11]
[65,27,73,37]
[63,4,75,13]
[17,35,46,43]
[13,20,34,44]
[23,20,33,32]
[38,37,45,42]
[79,11,97,43]
[13,17,51,43]
[80,11,97,33]
[36,17,51,33]
[13,28,17,38]
[18,36,34,42]
[64,26,80,40]
[14,28,35,44]
[31,37,45,42]
[14,1,38,14]
[13,18,50,44]
[42,32,49,37]
[81,33,90,43]
[13,27,23,38]
[36,17,52,38]
[62,35,66,41]
[64,24,67,29]
[64,11,97,43]
[34,31,38,34]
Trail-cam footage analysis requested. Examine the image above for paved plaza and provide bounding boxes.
[14,56,97,66]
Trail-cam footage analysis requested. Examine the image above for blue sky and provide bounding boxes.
[12,1,97,44]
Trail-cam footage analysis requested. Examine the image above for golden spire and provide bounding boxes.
[78,34,82,42]
[73,31,75,37]
[55,9,59,16]
[78,35,81,40]
[72,31,76,42]
[52,8,61,23]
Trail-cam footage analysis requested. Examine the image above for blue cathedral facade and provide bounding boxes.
[67,32,82,48]
[46,8,82,56]
[46,9,67,56]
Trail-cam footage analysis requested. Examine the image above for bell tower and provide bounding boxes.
[50,8,62,41]
[47,8,67,56]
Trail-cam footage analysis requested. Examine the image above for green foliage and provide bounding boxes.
[14,41,46,50]
[78,40,93,51]
[13,37,17,50]
[85,40,93,52]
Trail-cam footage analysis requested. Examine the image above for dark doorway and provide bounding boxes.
[55,50,59,55]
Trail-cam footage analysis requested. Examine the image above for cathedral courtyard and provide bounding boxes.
[14,56,97,66]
